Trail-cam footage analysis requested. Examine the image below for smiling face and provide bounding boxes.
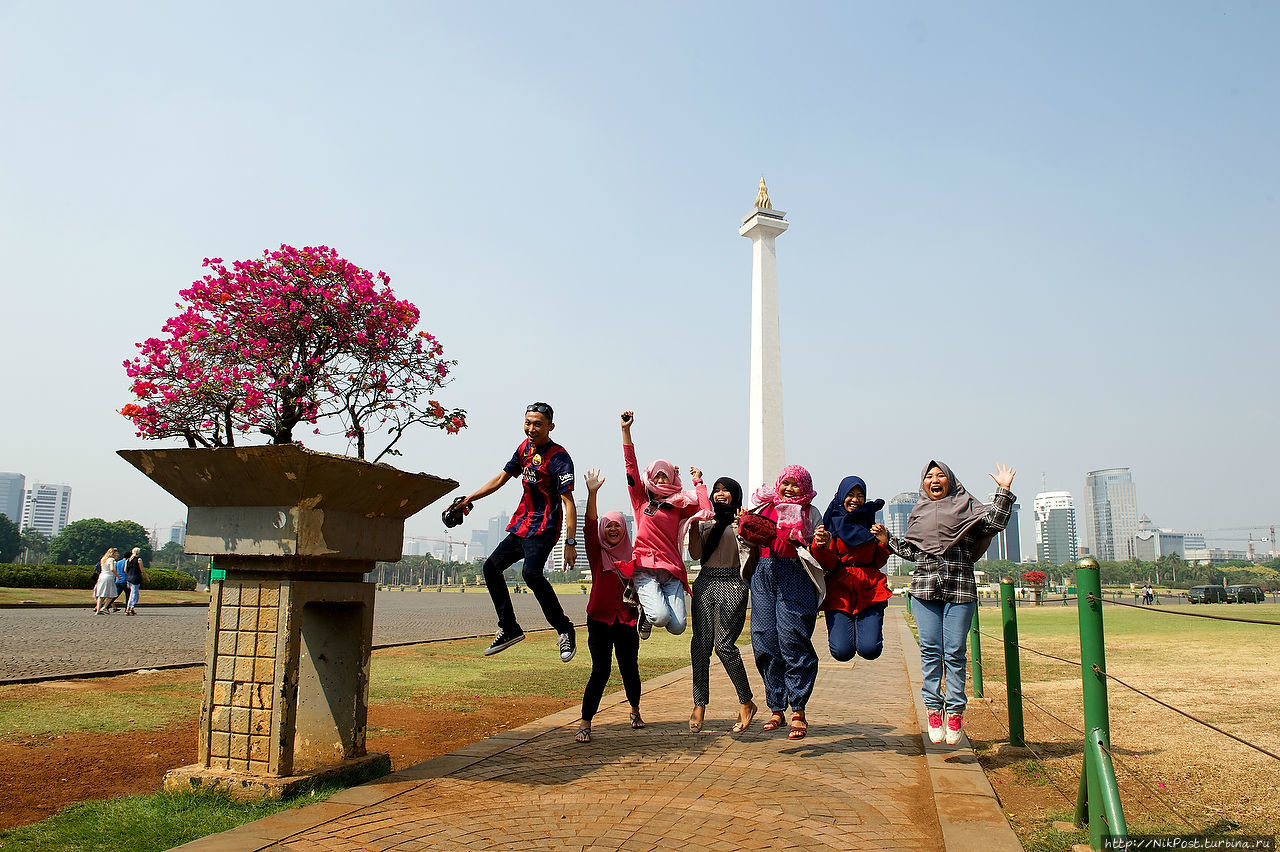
[923,466,950,501]
[712,482,734,505]
[778,477,802,500]
[843,485,866,511]
[603,520,625,546]
[523,411,552,445]
[652,470,669,485]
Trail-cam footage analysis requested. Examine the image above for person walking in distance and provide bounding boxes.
[457,402,579,661]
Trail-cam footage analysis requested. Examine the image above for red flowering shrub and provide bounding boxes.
[1021,570,1047,585]
[122,245,466,461]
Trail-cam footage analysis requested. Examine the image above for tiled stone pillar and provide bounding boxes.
[118,445,456,799]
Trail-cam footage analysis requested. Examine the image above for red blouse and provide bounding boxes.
[814,536,892,616]
[585,516,638,627]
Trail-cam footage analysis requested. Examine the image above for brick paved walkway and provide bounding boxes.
[174,610,1019,851]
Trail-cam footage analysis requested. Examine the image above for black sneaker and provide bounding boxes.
[558,630,576,662]
[637,610,652,640]
[484,628,525,656]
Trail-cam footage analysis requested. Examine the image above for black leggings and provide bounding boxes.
[581,618,642,722]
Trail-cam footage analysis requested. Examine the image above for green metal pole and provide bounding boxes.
[1076,556,1124,849]
[970,603,984,699]
[998,578,1025,747]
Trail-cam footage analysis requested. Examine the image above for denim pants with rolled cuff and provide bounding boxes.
[750,556,819,714]
[633,571,687,634]
[825,601,887,662]
[910,596,975,714]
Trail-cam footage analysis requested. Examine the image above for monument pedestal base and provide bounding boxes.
[163,752,391,800]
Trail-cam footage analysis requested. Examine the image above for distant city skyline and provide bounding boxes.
[3,4,1276,560]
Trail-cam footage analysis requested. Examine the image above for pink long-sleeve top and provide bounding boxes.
[584,516,638,627]
[623,443,711,592]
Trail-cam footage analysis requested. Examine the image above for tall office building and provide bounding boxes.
[1033,491,1078,564]
[984,501,1021,562]
[1083,468,1139,561]
[551,500,588,574]
[1132,515,1186,561]
[169,521,187,546]
[882,491,917,575]
[0,473,24,526]
[20,482,73,537]
[469,529,490,560]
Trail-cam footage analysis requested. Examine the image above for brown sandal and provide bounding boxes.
[731,702,758,734]
[788,716,808,740]
[761,712,785,732]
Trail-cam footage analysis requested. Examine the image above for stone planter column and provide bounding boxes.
[119,445,456,798]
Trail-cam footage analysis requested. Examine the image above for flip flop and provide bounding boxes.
[630,712,646,729]
[761,713,785,732]
[788,718,808,740]
[731,704,758,734]
[689,716,704,733]
[575,727,591,743]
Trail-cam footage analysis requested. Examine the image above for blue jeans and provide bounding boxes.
[911,597,975,714]
[750,557,819,714]
[825,601,887,662]
[634,571,687,634]
[127,583,141,609]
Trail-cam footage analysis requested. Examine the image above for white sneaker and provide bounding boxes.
[945,712,964,745]
[927,710,944,744]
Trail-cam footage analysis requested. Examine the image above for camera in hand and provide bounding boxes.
[441,496,471,528]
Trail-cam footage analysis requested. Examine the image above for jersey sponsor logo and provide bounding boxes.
[558,472,573,485]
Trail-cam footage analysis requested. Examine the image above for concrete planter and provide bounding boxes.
[118,445,457,798]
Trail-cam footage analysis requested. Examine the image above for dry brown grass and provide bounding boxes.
[964,602,1280,836]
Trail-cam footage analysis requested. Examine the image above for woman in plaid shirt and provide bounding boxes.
[886,460,1016,745]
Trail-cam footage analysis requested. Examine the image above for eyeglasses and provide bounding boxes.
[526,402,553,419]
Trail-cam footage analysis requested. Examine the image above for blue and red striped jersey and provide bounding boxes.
[503,439,574,538]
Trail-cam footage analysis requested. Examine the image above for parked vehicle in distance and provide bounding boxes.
[1187,585,1230,604]
[1226,584,1266,603]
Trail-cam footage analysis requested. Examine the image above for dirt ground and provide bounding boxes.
[0,670,575,831]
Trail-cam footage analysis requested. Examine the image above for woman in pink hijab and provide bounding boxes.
[618,410,712,638]
[573,468,644,742]
[743,465,824,740]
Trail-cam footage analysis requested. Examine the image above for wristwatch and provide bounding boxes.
[565,538,578,547]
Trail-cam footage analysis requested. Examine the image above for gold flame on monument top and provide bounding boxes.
[754,177,772,210]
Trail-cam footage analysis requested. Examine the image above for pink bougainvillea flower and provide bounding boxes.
[121,244,467,461]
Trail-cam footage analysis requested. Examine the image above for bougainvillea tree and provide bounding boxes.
[122,244,466,462]
[1021,570,1047,586]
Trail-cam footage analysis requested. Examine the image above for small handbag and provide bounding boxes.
[736,509,777,549]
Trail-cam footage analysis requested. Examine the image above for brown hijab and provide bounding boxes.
[903,460,997,558]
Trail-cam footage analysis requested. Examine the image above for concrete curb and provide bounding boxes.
[895,612,1023,852]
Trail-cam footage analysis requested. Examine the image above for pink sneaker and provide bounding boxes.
[927,710,944,743]
[945,712,963,745]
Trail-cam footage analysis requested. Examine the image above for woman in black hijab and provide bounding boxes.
[686,476,757,733]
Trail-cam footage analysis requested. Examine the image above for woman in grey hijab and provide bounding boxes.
[886,460,1016,745]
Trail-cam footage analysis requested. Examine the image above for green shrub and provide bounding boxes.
[0,564,195,590]
[147,568,197,591]
[0,563,97,588]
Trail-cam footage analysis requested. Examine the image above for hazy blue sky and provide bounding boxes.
[2,2,1277,558]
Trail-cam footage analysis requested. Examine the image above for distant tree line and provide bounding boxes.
[0,515,153,567]
[978,554,1280,589]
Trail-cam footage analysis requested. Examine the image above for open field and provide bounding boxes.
[961,601,1280,843]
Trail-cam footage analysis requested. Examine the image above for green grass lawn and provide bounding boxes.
[0,588,208,605]
[0,786,340,852]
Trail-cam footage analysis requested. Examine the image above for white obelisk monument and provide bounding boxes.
[739,178,788,494]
